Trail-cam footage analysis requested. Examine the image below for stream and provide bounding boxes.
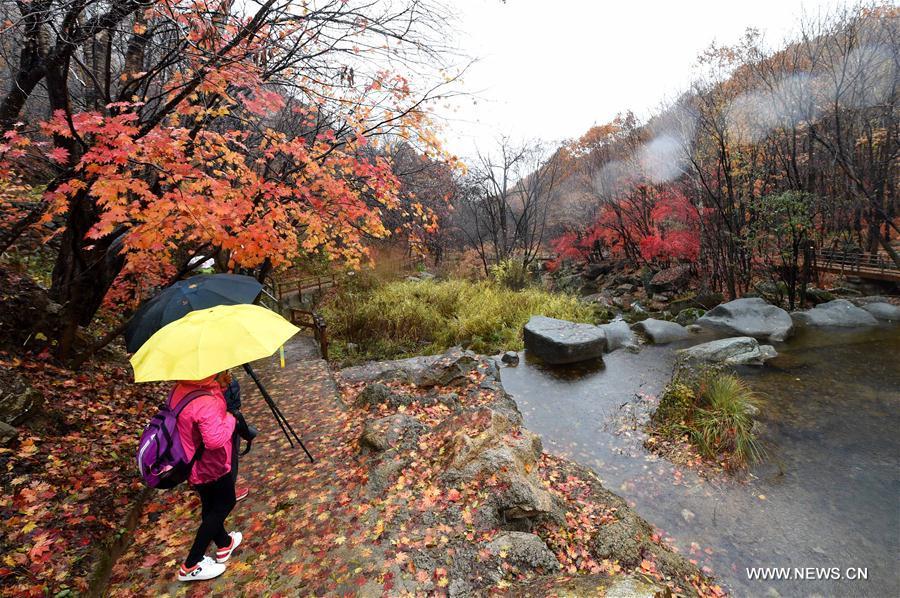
[499,324,900,597]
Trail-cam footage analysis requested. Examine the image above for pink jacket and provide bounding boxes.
[170,380,236,486]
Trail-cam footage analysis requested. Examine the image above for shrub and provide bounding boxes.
[320,278,594,362]
[489,258,533,290]
[652,365,764,467]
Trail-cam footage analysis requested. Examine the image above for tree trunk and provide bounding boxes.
[50,193,126,358]
[0,2,48,131]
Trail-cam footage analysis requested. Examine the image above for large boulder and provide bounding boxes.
[597,320,638,352]
[678,336,777,366]
[523,316,606,365]
[792,299,878,328]
[696,297,793,341]
[631,318,688,344]
[440,408,553,524]
[415,347,479,387]
[860,302,900,322]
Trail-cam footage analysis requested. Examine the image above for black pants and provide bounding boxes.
[231,432,239,484]
[185,473,236,567]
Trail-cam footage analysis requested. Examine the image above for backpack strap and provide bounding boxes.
[172,389,211,415]
[171,389,213,468]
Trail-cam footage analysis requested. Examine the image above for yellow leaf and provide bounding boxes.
[22,521,36,534]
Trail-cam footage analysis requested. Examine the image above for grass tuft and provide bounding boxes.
[652,365,764,468]
[320,277,594,363]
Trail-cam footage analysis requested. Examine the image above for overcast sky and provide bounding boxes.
[436,0,854,159]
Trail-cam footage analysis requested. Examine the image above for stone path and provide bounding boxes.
[106,336,379,596]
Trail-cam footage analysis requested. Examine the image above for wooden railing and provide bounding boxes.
[817,249,900,281]
[275,273,337,304]
[289,308,329,360]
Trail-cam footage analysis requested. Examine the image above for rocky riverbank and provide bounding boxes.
[339,348,723,596]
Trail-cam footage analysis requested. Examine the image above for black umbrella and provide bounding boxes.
[124,273,263,353]
[124,273,313,462]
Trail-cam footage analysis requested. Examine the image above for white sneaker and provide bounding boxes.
[215,531,243,563]
[177,556,226,581]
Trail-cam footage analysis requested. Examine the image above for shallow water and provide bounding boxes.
[500,325,900,597]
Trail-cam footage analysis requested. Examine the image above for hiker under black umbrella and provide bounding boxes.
[124,273,314,461]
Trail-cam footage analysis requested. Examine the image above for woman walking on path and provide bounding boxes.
[170,372,243,582]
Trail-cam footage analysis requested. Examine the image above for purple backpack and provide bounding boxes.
[137,389,206,489]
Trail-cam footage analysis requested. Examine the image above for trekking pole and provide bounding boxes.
[242,364,314,463]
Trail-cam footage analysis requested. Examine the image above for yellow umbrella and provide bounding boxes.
[130,304,299,382]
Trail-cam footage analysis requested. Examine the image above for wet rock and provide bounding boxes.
[674,307,706,326]
[669,291,725,314]
[852,295,892,305]
[360,414,427,453]
[0,367,44,425]
[592,518,646,566]
[860,302,900,322]
[678,336,777,366]
[598,320,639,353]
[354,382,459,410]
[339,355,438,384]
[0,421,17,446]
[612,296,632,310]
[697,297,794,341]
[555,273,584,294]
[415,347,479,387]
[580,293,614,308]
[584,263,615,280]
[792,299,878,328]
[440,409,552,524]
[505,573,670,597]
[483,389,524,427]
[649,264,691,293]
[804,287,835,305]
[631,318,689,344]
[501,351,520,365]
[367,458,407,496]
[523,316,606,365]
[485,532,560,571]
[354,382,395,407]
[680,508,696,523]
[620,273,644,287]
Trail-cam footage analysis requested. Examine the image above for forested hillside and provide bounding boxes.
[531,6,898,307]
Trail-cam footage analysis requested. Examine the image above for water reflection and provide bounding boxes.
[500,325,900,597]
